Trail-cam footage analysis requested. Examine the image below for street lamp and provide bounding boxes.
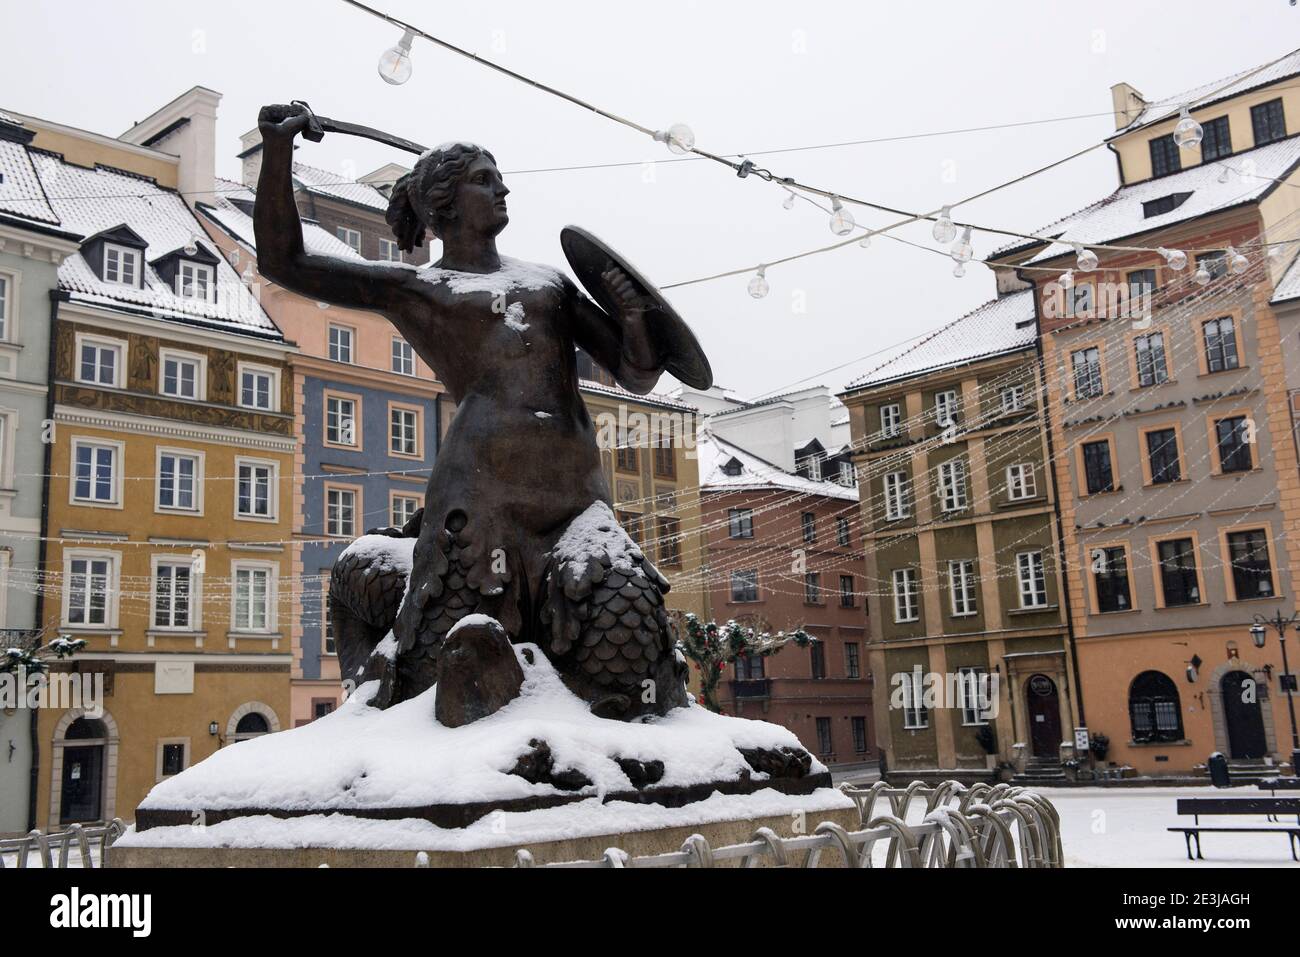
[1250,611,1300,778]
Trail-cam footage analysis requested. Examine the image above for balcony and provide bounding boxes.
[730,678,772,700]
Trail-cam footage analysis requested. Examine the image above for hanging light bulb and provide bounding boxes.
[1059,268,1075,290]
[950,226,973,263]
[858,231,872,249]
[653,123,695,155]
[1158,246,1188,271]
[828,196,855,236]
[782,189,796,210]
[1173,106,1203,150]
[1194,261,1211,286]
[952,262,966,279]
[241,263,256,283]
[228,248,240,266]
[747,265,770,299]
[378,28,416,85]
[932,206,957,244]
[1074,243,1099,272]
[1227,246,1249,275]
[317,301,331,310]
[1217,164,1231,184]
[184,235,199,256]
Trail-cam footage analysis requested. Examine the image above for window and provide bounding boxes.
[730,569,758,603]
[232,564,273,632]
[880,403,902,438]
[1251,98,1287,147]
[615,431,638,472]
[735,653,764,680]
[313,700,335,720]
[239,365,277,411]
[1149,133,1181,177]
[325,395,358,446]
[720,457,743,477]
[1227,529,1274,600]
[77,337,122,387]
[323,587,336,656]
[72,440,120,505]
[1202,317,1239,373]
[391,337,414,375]
[153,561,192,629]
[66,555,112,626]
[160,743,187,777]
[948,560,977,616]
[1134,332,1168,387]
[160,351,203,399]
[233,713,271,740]
[326,487,357,537]
[1071,347,1103,398]
[957,667,989,726]
[810,641,826,679]
[892,568,919,622]
[617,510,642,545]
[838,461,855,486]
[900,669,928,729]
[157,451,199,512]
[1016,551,1048,608]
[1064,283,1093,318]
[1081,440,1114,494]
[1215,416,1253,473]
[1006,463,1036,501]
[1157,538,1200,606]
[815,717,833,755]
[390,406,420,457]
[1092,546,1132,612]
[804,454,823,482]
[840,574,855,608]
[1127,268,1156,317]
[937,459,967,512]
[1197,115,1232,161]
[336,227,361,252]
[851,716,867,753]
[844,642,860,679]
[884,471,910,520]
[1000,385,1025,413]
[176,261,214,301]
[378,237,402,262]
[1196,251,1228,281]
[934,390,958,426]
[1142,192,1192,218]
[0,274,9,340]
[728,507,753,539]
[236,460,274,519]
[328,324,354,363]
[836,517,851,546]
[391,493,419,528]
[801,512,817,543]
[1129,671,1184,743]
[103,244,139,286]
[652,426,675,479]
[1145,427,1181,484]
[804,572,822,605]
[656,517,681,567]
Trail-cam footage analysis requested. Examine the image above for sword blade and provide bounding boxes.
[313,115,429,156]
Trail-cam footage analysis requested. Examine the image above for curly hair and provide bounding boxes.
[385,142,498,252]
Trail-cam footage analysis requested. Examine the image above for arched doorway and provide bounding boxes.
[1025,673,1062,759]
[225,701,281,744]
[1220,670,1267,759]
[59,717,106,825]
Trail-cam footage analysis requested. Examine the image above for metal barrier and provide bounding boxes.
[426,782,1062,868]
[0,820,126,869]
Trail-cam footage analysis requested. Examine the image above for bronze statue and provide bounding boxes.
[253,104,711,722]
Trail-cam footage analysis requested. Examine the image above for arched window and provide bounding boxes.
[65,717,107,740]
[235,712,269,736]
[226,703,279,742]
[1129,671,1183,743]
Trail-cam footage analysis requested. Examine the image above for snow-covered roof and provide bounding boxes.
[697,431,858,502]
[199,178,366,261]
[27,152,279,337]
[1273,253,1300,306]
[843,289,1036,392]
[0,139,59,225]
[994,136,1300,264]
[578,377,695,412]
[293,161,390,212]
[1112,48,1300,138]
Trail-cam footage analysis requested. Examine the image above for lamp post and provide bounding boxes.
[1250,611,1300,778]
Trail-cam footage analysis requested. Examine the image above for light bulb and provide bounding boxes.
[782,189,796,210]
[1269,244,1285,260]
[1228,246,1248,275]
[1074,244,1098,272]
[747,266,769,299]
[829,197,855,236]
[654,123,695,155]
[858,232,871,249]
[1194,262,1211,286]
[932,206,957,244]
[241,264,255,282]
[317,301,331,310]
[184,235,199,256]
[1217,164,1231,184]
[378,29,416,85]
[952,263,966,279]
[228,248,240,266]
[950,226,973,263]
[1059,269,1074,290]
[1158,247,1187,271]
[1173,106,1203,150]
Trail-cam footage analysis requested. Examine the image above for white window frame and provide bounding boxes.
[1000,385,1025,413]
[325,394,359,447]
[957,666,989,726]
[1016,550,1049,609]
[155,446,204,514]
[389,405,420,457]
[0,270,15,342]
[230,560,277,634]
[880,403,902,438]
[336,227,361,253]
[937,458,968,512]
[328,323,356,364]
[176,260,215,302]
[948,559,978,617]
[0,410,14,491]
[391,493,420,528]
[1005,463,1037,502]
[934,390,958,426]
[391,337,415,376]
[158,348,207,401]
[901,669,928,729]
[74,333,126,388]
[884,471,910,520]
[102,243,140,287]
[237,362,280,412]
[326,486,358,538]
[234,457,278,522]
[69,437,124,508]
[61,548,120,629]
[378,237,403,262]
[150,555,200,631]
[892,568,919,623]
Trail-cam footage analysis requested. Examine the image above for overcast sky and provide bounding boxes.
[4,1,1297,398]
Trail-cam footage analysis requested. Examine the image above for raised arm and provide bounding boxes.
[253,104,418,313]
[568,268,665,395]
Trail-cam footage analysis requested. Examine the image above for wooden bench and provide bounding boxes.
[1168,798,1300,861]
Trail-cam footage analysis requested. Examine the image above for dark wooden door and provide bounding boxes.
[59,745,103,824]
[1221,670,1267,759]
[1026,674,1061,758]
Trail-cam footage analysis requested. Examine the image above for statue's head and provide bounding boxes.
[386,143,506,252]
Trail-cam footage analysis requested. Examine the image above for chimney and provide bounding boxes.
[238,128,264,189]
[1110,82,1147,131]
[118,86,221,207]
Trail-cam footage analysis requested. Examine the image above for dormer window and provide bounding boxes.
[722,457,743,477]
[177,261,215,302]
[1142,192,1192,219]
[104,244,140,286]
[150,242,221,305]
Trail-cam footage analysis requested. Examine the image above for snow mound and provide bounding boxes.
[552,501,644,581]
[338,534,415,573]
[416,256,564,295]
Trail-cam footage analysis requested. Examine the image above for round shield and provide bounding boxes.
[560,225,713,389]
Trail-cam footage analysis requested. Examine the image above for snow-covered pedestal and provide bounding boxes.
[113,644,854,867]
